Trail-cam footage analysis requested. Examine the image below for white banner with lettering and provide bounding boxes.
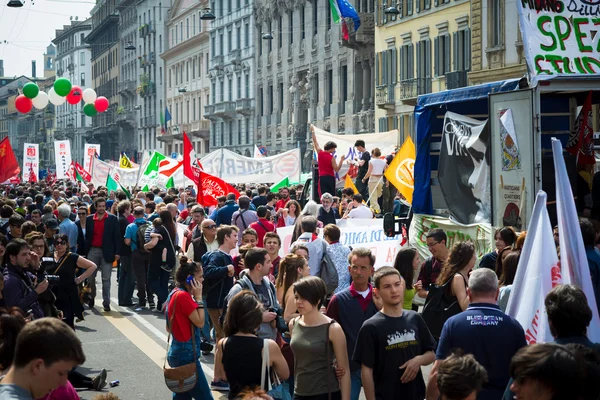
[83,144,101,173]
[200,148,302,184]
[90,156,139,189]
[54,140,72,180]
[277,219,403,270]
[22,143,39,182]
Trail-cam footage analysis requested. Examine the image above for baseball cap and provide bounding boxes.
[44,219,59,230]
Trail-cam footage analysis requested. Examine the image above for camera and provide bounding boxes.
[46,275,60,286]
[269,307,288,334]
[40,257,55,273]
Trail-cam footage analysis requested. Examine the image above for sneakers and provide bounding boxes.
[210,380,229,391]
[160,263,173,273]
[200,340,214,356]
[148,302,156,310]
[103,303,111,312]
[92,368,107,391]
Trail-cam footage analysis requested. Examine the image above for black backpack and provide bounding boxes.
[422,274,467,338]
[136,222,152,254]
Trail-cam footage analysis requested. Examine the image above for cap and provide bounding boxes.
[44,219,59,230]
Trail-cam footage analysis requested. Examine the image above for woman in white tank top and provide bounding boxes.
[361,147,387,214]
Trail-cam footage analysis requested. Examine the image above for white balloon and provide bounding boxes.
[48,88,65,106]
[82,88,97,104]
[32,91,49,109]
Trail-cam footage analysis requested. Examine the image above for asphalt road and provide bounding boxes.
[73,269,430,399]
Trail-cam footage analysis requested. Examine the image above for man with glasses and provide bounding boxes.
[186,219,218,262]
[318,192,339,226]
[416,228,449,300]
[326,247,378,400]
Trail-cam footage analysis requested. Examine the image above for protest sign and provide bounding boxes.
[54,140,72,180]
[22,143,39,183]
[83,144,100,173]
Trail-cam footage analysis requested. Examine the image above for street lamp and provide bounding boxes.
[178,87,187,93]
[200,8,216,21]
[262,32,274,40]
[125,42,136,50]
[7,0,23,7]
[384,4,400,14]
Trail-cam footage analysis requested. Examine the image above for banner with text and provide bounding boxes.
[277,219,403,269]
[409,214,493,263]
[83,144,101,173]
[200,148,301,184]
[54,140,72,180]
[518,0,600,77]
[22,143,39,183]
[90,156,139,189]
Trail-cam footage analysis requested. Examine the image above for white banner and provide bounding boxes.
[54,140,72,180]
[200,148,302,184]
[91,157,139,189]
[22,143,39,182]
[518,1,600,77]
[83,144,101,174]
[277,219,402,270]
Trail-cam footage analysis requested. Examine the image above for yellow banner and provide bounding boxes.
[385,136,416,204]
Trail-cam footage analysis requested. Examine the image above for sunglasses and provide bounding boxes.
[78,212,86,216]
[202,225,217,230]
[54,241,66,246]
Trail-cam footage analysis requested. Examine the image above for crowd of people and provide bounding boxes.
[0,179,599,400]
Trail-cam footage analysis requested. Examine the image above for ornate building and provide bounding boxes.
[254,0,374,167]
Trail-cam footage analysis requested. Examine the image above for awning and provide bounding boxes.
[416,78,522,108]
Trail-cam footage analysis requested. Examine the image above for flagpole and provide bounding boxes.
[219,148,224,179]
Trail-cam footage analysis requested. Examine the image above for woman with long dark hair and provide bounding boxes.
[275,254,311,322]
[498,251,520,312]
[479,227,516,270]
[392,247,422,311]
[277,200,302,228]
[435,241,475,312]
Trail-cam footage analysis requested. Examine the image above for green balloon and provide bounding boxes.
[83,103,97,117]
[23,82,39,99]
[54,78,72,97]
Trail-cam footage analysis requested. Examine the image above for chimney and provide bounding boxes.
[31,60,36,77]
[0,60,4,76]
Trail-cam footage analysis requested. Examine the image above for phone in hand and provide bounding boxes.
[186,275,194,286]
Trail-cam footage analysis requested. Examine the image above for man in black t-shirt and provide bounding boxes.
[354,267,436,400]
[354,140,371,200]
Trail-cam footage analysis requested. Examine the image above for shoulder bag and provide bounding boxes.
[421,273,467,338]
[164,291,198,393]
[261,339,291,400]
[163,227,180,271]
[318,241,339,296]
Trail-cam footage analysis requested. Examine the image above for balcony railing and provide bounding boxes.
[204,105,217,120]
[118,79,136,93]
[212,55,224,70]
[214,101,236,119]
[235,98,252,115]
[375,85,395,108]
[141,115,155,127]
[230,49,241,64]
[115,111,135,124]
[400,78,432,100]
[445,70,469,90]
[140,82,156,98]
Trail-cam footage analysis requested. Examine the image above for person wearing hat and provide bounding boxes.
[44,219,59,253]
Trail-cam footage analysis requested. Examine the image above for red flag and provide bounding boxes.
[74,161,92,182]
[197,170,240,207]
[0,137,20,183]
[183,132,203,182]
[566,91,595,165]
[28,164,37,183]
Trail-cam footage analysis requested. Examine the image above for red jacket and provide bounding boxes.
[249,218,276,247]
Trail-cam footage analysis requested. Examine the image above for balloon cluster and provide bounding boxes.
[14,78,110,116]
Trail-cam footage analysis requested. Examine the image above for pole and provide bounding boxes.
[218,148,225,179]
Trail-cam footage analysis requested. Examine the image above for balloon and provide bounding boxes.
[54,77,72,97]
[32,92,49,109]
[66,85,82,105]
[22,82,39,99]
[48,88,66,106]
[95,96,109,113]
[15,95,33,113]
[83,103,97,117]
[82,88,97,104]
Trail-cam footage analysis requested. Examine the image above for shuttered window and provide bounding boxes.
[434,34,451,76]
[399,44,414,81]
[453,28,471,72]
[416,39,431,80]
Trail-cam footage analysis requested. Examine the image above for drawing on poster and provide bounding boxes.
[498,108,521,171]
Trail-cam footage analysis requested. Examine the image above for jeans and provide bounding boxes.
[87,247,113,306]
[167,349,213,400]
[148,264,170,309]
[118,255,135,305]
[132,250,153,306]
[350,369,362,400]
[200,296,211,341]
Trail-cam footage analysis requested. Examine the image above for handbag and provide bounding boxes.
[164,291,198,393]
[163,227,180,272]
[261,339,291,400]
[318,241,339,296]
[422,273,467,338]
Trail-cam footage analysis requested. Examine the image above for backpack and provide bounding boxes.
[421,274,467,338]
[136,222,152,254]
[318,241,339,296]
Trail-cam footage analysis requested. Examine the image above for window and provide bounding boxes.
[258,26,263,55]
[192,58,195,79]
[278,82,284,112]
[490,0,502,47]
[238,120,242,144]
[80,52,85,65]
[259,87,263,115]
[301,6,305,39]
[228,78,233,101]
[211,36,216,57]
[245,73,250,97]
[159,35,162,53]
[313,73,319,103]
[245,118,250,143]
[454,28,471,71]
[80,73,85,86]
[193,14,196,35]
[268,84,273,115]
[220,79,224,102]
[244,23,249,47]
[169,69,172,87]
[340,65,347,114]
[228,29,232,52]
[236,0,240,9]
[268,21,272,52]
[186,100,190,123]
[80,33,85,43]
[236,25,241,49]
[175,27,178,44]
[416,0,431,12]
[400,44,415,81]
[326,0,331,31]
[171,29,175,46]
[219,31,224,55]
[212,82,216,103]
[186,61,189,81]
[186,18,190,39]
[327,69,333,106]
[193,98,196,120]
[278,16,283,48]
[288,12,293,44]
[313,0,318,36]
[159,3,162,20]
[228,121,233,145]
[434,34,451,76]
[237,75,242,99]
[159,67,163,84]
[416,39,432,93]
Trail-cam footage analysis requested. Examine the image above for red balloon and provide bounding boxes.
[66,85,82,105]
[95,96,109,113]
[15,95,33,113]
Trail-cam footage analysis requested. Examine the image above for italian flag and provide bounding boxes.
[329,0,341,23]
[106,173,131,199]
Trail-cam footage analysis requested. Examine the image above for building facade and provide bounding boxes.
[205,0,255,156]
[468,0,526,85]
[43,45,57,79]
[53,21,93,164]
[160,0,211,158]
[374,0,471,139]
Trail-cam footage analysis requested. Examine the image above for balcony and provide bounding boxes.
[139,82,156,98]
[212,55,224,70]
[141,115,156,127]
[400,78,432,101]
[375,85,395,109]
[213,101,236,119]
[235,98,252,116]
[138,21,154,38]
[230,49,241,65]
[118,79,136,94]
[116,111,135,125]
[343,13,375,49]
[445,70,469,90]
[204,105,217,120]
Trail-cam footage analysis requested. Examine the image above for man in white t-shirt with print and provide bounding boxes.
[346,194,373,219]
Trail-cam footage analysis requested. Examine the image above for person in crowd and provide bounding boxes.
[225,248,279,340]
[275,187,291,211]
[580,217,600,315]
[187,218,218,262]
[3,238,47,320]
[276,254,311,322]
[416,228,449,300]
[435,242,474,312]
[263,232,281,281]
[353,140,371,201]
[252,186,268,208]
[25,232,62,320]
[216,291,289,399]
[354,267,436,400]
[289,276,351,400]
[50,234,98,329]
[210,193,239,227]
[326,247,378,400]
[0,308,27,372]
[57,204,78,253]
[75,206,89,254]
[20,221,37,239]
[249,206,275,248]
[184,206,206,250]
[164,256,213,399]
[426,352,488,400]
[361,148,387,214]
[0,233,7,270]
[265,192,277,216]
[498,251,519,312]
[291,201,322,243]
[277,199,302,228]
[30,209,44,233]
[323,224,351,294]
[84,197,121,312]
[0,205,13,235]
[231,196,258,245]
[124,206,154,310]
[430,268,526,400]
[144,210,178,312]
[345,194,373,219]
[312,127,345,197]
[116,200,135,307]
[241,228,258,248]
[291,216,328,277]
[494,246,513,279]
[513,231,526,251]
[479,227,517,270]
[145,201,156,218]
[393,247,422,311]
[318,193,338,227]
[44,219,59,252]
[41,204,56,224]
[6,214,24,241]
